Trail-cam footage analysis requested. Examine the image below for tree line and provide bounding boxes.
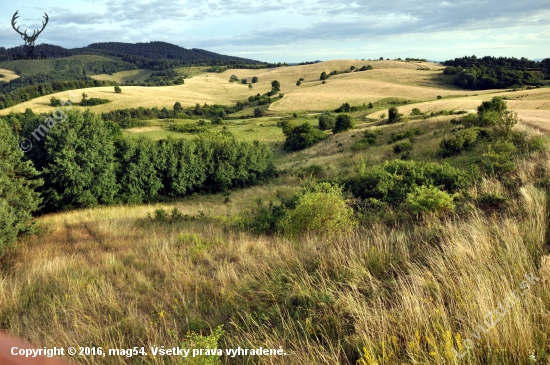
[443,55,550,90]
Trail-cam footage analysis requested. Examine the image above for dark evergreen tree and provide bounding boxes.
[0,118,43,255]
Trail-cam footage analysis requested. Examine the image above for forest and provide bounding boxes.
[443,55,550,90]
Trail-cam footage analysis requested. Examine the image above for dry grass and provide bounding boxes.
[91,69,153,83]
[1,145,550,364]
[0,60,515,116]
[0,68,20,82]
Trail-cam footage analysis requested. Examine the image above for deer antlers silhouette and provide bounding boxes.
[12,11,49,54]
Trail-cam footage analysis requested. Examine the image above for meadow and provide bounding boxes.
[1,58,550,365]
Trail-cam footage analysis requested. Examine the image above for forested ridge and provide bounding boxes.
[443,55,550,90]
[0,41,263,68]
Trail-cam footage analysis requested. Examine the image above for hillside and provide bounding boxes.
[2,56,550,365]
[0,42,263,66]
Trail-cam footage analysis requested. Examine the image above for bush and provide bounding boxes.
[114,85,122,93]
[335,102,351,113]
[278,182,357,239]
[229,75,239,82]
[252,76,258,83]
[241,78,247,84]
[388,107,402,124]
[345,159,467,208]
[81,98,110,107]
[254,107,264,117]
[438,127,480,157]
[318,112,336,130]
[283,123,327,151]
[389,128,424,143]
[351,131,377,151]
[50,96,61,106]
[320,72,328,80]
[481,142,517,175]
[410,108,422,116]
[211,116,223,125]
[359,65,373,71]
[296,80,302,86]
[321,80,326,84]
[405,185,455,215]
[393,140,413,154]
[332,114,354,133]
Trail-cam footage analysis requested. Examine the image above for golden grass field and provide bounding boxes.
[0,68,20,82]
[3,57,550,364]
[2,59,548,131]
[0,60,499,115]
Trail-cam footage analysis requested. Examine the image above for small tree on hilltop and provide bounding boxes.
[333,114,354,133]
[320,71,328,80]
[271,80,281,92]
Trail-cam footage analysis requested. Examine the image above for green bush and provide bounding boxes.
[410,108,423,116]
[278,182,357,239]
[345,160,466,208]
[388,107,402,123]
[283,123,327,151]
[481,142,517,175]
[50,96,61,106]
[393,140,413,154]
[438,127,480,157]
[332,114,354,133]
[405,185,455,215]
[351,131,377,151]
[114,85,122,93]
[389,127,424,143]
[318,112,336,130]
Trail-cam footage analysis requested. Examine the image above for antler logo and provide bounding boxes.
[12,10,49,56]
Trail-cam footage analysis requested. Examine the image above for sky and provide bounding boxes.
[0,0,549,63]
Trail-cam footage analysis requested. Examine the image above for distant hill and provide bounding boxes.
[0,41,263,67]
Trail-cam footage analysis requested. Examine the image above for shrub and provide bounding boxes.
[241,78,247,84]
[351,131,377,151]
[332,114,354,133]
[393,140,413,154]
[320,72,328,80]
[410,108,422,116]
[335,102,351,113]
[438,127,480,157]
[278,182,357,239]
[81,98,110,106]
[437,95,442,99]
[229,75,239,82]
[345,159,466,208]
[481,142,517,175]
[388,107,402,123]
[254,107,264,117]
[251,76,258,83]
[321,80,326,84]
[318,112,336,130]
[50,96,61,106]
[283,123,327,151]
[296,80,302,86]
[405,185,455,215]
[114,85,122,93]
[359,65,373,71]
[211,116,223,125]
[389,128,424,143]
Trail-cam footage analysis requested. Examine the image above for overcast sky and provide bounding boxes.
[0,0,548,62]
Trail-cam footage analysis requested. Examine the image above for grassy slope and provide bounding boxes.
[0,68,20,82]
[1,121,549,364]
[2,60,550,364]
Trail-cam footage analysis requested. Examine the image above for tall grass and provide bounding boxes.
[1,153,550,364]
